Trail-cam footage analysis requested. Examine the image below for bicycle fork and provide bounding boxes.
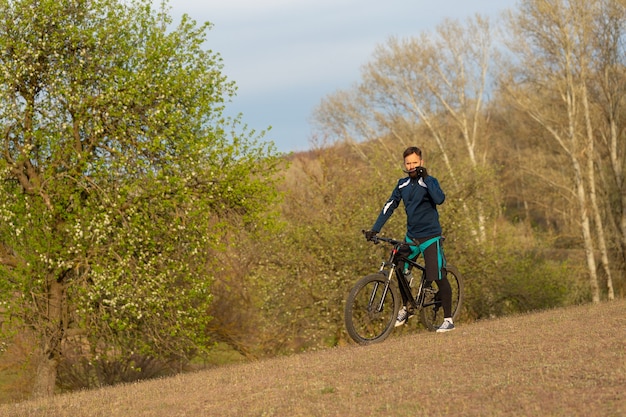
[370,262,395,313]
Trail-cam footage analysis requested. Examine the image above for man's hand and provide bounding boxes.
[416,166,428,178]
[364,230,378,242]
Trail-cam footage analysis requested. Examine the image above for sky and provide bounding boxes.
[169,0,519,153]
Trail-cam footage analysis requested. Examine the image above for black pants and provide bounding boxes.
[414,235,453,318]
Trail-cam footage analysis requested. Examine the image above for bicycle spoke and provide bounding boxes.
[419,266,463,331]
[353,281,391,336]
[344,273,399,344]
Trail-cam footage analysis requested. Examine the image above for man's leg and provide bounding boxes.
[421,236,452,318]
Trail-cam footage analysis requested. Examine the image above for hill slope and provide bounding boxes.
[2,299,625,417]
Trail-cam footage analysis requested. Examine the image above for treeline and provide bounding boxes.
[0,0,624,401]
[229,0,626,354]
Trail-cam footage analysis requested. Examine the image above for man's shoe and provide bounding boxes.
[436,320,455,332]
[395,306,413,327]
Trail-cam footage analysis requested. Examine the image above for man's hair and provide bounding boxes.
[403,146,422,159]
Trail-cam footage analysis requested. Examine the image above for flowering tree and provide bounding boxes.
[0,0,281,397]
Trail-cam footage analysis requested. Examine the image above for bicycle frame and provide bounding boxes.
[377,241,431,314]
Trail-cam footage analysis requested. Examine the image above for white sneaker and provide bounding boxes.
[395,306,413,327]
[436,319,455,333]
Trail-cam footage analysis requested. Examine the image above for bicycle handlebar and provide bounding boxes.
[361,230,415,246]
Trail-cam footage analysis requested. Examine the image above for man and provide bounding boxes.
[364,146,455,332]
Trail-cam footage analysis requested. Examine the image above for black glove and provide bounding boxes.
[364,230,378,242]
[416,166,428,178]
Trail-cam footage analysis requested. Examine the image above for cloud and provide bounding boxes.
[169,0,518,151]
[198,1,427,94]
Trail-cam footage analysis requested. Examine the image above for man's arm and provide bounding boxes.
[424,176,445,205]
[371,185,402,232]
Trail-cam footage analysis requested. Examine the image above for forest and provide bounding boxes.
[0,0,624,400]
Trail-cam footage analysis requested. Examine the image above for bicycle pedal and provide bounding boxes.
[422,288,436,303]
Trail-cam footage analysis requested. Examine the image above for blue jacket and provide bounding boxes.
[372,175,445,239]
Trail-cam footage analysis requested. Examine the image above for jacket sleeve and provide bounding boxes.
[371,184,402,232]
[424,176,445,205]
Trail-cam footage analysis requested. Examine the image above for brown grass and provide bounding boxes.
[1,299,624,417]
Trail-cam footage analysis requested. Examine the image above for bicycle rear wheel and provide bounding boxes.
[419,265,464,331]
[344,272,401,345]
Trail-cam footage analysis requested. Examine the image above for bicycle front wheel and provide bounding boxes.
[419,265,464,331]
[344,272,401,345]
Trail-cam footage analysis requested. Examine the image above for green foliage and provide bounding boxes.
[0,0,282,391]
[462,250,572,319]
[448,222,587,321]
[249,136,586,354]
[250,145,399,352]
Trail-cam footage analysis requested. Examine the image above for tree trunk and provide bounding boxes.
[31,354,58,398]
[582,84,614,300]
[30,277,64,398]
[588,163,615,301]
[575,174,601,304]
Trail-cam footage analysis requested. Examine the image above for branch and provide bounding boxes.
[0,243,20,269]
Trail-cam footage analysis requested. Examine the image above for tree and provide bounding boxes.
[313,16,500,243]
[587,0,626,290]
[0,0,281,397]
[502,0,625,302]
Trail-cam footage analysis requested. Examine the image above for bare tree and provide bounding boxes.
[314,16,498,242]
[587,0,626,288]
[502,0,625,302]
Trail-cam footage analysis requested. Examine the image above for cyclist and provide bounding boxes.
[364,146,455,332]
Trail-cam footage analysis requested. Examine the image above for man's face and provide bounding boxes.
[404,153,422,177]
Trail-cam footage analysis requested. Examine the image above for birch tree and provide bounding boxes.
[502,0,624,302]
[314,16,498,242]
[587,0,626,290]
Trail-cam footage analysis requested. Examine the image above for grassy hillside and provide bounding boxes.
[1,299,624,417]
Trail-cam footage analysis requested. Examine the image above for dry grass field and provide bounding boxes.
[1,299,624,417]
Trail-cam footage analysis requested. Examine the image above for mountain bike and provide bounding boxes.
[344,233,464,345]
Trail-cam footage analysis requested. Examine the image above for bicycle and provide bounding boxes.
[344,232,464,345]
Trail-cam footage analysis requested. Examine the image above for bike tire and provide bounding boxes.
[419,264,464,331]
[344,272,401,345]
